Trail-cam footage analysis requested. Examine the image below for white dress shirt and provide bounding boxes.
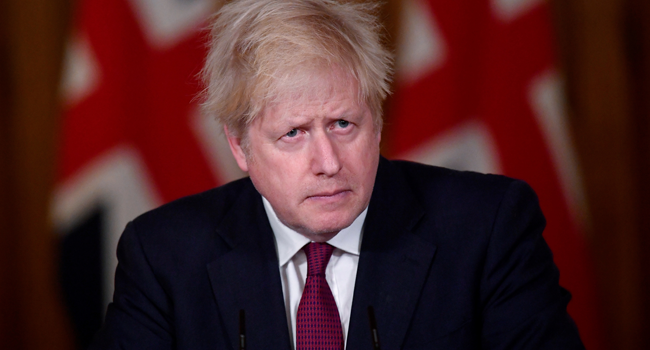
[262,197,366,350]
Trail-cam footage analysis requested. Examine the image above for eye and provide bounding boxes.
[285,128,298,138]
[336,120,350,128]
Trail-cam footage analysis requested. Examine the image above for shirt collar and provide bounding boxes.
[262,196,367,267]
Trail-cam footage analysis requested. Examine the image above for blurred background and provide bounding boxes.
[1,0,648,349]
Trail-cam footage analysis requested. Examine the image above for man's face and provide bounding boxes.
[226,69,381,242]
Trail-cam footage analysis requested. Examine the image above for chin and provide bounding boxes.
[305,214,356,236]
[304,231,339,243]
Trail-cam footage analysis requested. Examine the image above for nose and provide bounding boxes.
[310,132,342,177]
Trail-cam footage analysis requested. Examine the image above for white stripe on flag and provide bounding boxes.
[396,0,447,83]
[52,146,162,309]
[400,120,502,174]
[128,0,217,48]
[491,0,543,22]
[529,70,587,227]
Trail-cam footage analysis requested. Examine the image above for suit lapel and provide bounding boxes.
[347,158,437,350]
[206,190,291,350]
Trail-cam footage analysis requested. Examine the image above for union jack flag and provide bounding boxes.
[53,0,603,348]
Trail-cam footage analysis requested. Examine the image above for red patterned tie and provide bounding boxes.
[296,242,344,350]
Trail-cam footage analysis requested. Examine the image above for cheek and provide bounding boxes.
[249,154,300,197]
[354,134,380,164]
[358,140,380,186]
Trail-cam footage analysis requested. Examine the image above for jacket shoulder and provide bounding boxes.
[379,158,543,243]
[131,177,255,233]
[120,177,258,269]
[386,159,527,206]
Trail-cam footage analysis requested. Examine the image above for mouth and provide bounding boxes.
[306,189,351,202]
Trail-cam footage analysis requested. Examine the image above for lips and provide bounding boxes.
[309,189,347,197]
[306,189,352,202]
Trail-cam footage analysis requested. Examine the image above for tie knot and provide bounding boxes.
[303,242,335,276]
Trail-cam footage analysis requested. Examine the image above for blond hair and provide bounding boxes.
[200,0,393,137]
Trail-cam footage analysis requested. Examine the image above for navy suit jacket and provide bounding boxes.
[90,157,584,349]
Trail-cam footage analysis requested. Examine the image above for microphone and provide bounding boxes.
[239,309,246,350]
[367,306,381,350]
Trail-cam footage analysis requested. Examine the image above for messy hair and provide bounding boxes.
[200,0,393,137]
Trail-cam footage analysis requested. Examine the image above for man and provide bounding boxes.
[90,0,585,349]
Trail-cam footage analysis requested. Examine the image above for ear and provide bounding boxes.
[224,125,249,172]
